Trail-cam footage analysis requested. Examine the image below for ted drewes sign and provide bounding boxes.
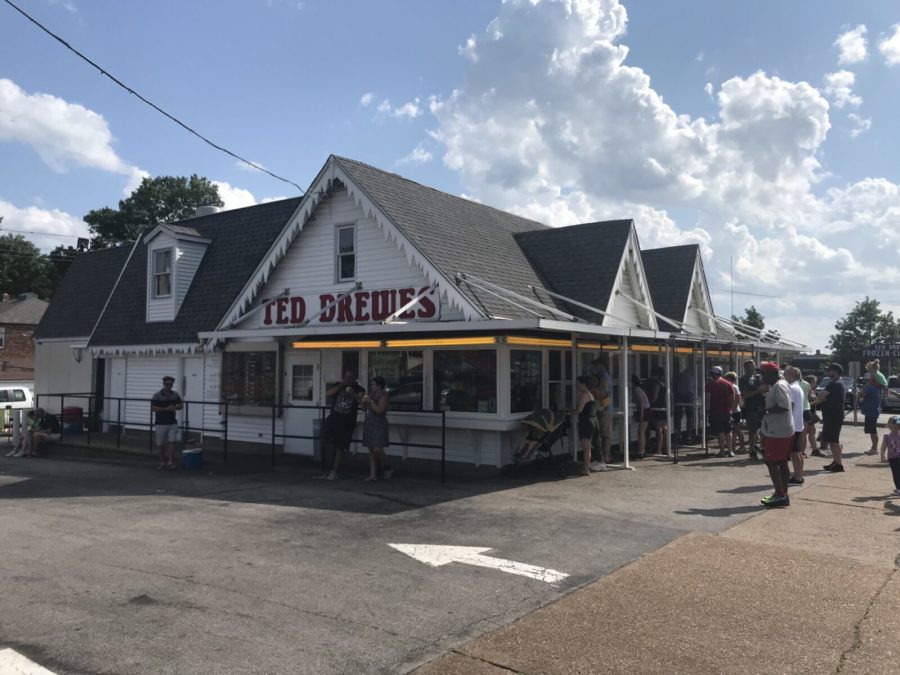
[862,343,900,358]
[259,286,439,326]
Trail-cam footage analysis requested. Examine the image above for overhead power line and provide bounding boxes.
[0,228,84,239]
[3,0,305,194]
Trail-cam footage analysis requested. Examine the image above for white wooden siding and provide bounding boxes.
[175,240,207,315]
[146,238,176,322]
[240,188,458,329]
[123,357,179,427]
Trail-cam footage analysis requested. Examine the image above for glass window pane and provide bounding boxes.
[292,364,314,401]
[12,389,26,402]
[155,274,171,297]
[368,350,423,411]
[154,250,171,273]
[338,227,354,253]
[339,254,355,280]
[549,350,561,381]
[434,350,497,413]
[511,350,542,413]
[222,352,277,406]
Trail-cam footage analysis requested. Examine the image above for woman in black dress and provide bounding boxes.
[362,376,391,481]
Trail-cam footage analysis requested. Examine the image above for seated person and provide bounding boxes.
[23,407,60,457]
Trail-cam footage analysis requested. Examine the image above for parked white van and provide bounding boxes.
[0,386,34,411]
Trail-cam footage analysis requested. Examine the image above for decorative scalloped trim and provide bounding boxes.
[89,343,200,357]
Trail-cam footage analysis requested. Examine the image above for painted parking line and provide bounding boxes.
[0,648,57,674]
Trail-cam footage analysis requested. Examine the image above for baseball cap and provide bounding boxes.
[759,362,780,374]
[710,365,723,375]
[162,375,175,383]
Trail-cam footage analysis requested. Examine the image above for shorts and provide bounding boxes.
[578,418,596,441]
[802,410,812,424]
[33,432,60,443]
[821,417,843,444]
[863,415,878,434]
[761,434,793,462]
[709,412,732,435]
[731,412,742,425]
[635,408,652,424]
[744,409,763,433]
[595,410,612,440]
[791,431,802,453]
[154,424,178,446]
[322,414,356,450]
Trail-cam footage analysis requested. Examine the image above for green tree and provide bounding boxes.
[85,175,223,248]
[731,305,765,340]
[828,297,900,369]
[0,231,56,299]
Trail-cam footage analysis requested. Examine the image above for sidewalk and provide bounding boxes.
[417,441,900,674]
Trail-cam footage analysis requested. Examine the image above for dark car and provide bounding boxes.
[884,375,900,412]
[815,376,856,410]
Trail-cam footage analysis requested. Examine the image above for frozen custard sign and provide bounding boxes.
[260,286,440,326]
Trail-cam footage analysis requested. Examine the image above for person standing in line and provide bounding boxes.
[319,371,365,481]
[879,415,900,496]
[739,360,765,460]
[674,363,696,443]
[796,370,813,457]
[151,376,182,470]
[647,366,669,455]
[785,367,806,485]
[804,375,822,456]
[759,362,794,507]
[868,359,888,390]
[362,376,391,481]
[724,371,745,453]
[706,366,735,457]
[589,359,613,467]
[813,363,847,472]
[574,376,599,475]
[632,375,651,459]
[860,363,883,455]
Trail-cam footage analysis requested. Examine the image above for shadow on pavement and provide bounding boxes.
[716,484,772,494]
[674,504,762,517]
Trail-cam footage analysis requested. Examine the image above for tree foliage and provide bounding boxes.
[828,297,900,368]
[0,230,57,300]
[730,305,767,339]
[85,175,223,248]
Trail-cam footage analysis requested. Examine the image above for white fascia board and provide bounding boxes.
[603,225,659,331]
[89,343,201,357]
[215,156,484,335]
[145,224,211,245]
[692,253,717,335]
[35,336,91,344]
[199,318,542,342]
[537,319,671,341]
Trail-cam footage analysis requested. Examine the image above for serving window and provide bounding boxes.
[222,351,278,409]
[368,350,423,411]
[510,350,542,413]
[434,350,497,413]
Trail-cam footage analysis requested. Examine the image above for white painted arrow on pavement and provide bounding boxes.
[388,544,569,583]
[0,648,57,674]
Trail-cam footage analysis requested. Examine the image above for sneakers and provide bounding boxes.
[590,461,608,472]
[726,450,736,458]
[382,466,394,480]
[761,494,790,508]
[865,449,878,456]
[894,489,900,496]
[788,477,805,485]
[715,450,728,458]
[824,463,845,473]
[4,448,16,457]
[811,449,824,457]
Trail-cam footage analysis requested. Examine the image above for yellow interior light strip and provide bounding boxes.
[505,336,574,348]
[386,336,498,348]
[292,340,384,349]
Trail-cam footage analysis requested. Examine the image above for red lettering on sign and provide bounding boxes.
[337,295,354,322]
[319,294,335,322]
[262,299,272,326]
[370,290,391,321]
[398,287,416,319]
[276,297,290,325]
[354,291,370,322]
[290,297,306,323]
[417,286,437,319]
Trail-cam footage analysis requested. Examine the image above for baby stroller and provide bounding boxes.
[513,409,570,474]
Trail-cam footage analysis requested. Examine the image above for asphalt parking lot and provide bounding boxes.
[0,440,869,675]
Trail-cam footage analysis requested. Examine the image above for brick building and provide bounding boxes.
[0,292,48,385]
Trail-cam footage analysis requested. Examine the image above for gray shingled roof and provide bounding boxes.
[88,197,302,347]
[0,293,49,327]
[641,245,699,331]
[334,157,569,320]
[515,221,633,322]
[35,247,131,339]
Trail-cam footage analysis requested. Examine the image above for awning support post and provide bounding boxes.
[701,341,708,453]
[665,343,673,459]
[622,336,632,470]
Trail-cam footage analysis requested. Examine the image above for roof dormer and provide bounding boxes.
[144,224,211,323]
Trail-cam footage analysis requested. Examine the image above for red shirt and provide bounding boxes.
[708,377,735,415]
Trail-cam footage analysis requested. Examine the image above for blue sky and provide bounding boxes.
[2,0,899,351]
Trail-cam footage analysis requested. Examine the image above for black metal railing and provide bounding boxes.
[33,392,448,482]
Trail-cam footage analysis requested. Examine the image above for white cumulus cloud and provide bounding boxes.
[879,24,900,66]
[360,92,374,106]
[397,144,433,165]
[0,199,89,253]
[427,0,897,350]
[212,181,257,210]
[822,70,862,108]
[0,79,147,194]
[834,24,868,64]
[848,113,872,138]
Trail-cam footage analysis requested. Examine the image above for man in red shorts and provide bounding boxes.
[759,362,794,507]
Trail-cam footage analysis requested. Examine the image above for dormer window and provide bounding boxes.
[336,224,355,281]
[153,249,173,298]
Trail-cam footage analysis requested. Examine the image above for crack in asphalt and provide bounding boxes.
[89,559,431,646]
[834,566,897,673]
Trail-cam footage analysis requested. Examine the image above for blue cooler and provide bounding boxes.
[181,448,203,469]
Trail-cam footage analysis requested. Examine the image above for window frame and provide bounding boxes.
[220,348,279,416]
[433,348,499,415]
[0,326,5,349]
[152,248,174,299]
[335,223,356,283]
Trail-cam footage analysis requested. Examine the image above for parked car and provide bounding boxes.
[884,375,900,412]
[0,386,35,429]
[815,376,856,410]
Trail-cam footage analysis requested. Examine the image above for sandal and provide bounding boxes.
[165,464,176,470]
[156,464,167,470]
[363,476,378,482]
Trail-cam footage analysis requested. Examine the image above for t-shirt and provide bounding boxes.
[708,377,735,415]
[739,373,765,412]
[731,383,741,413]
[798,379,811,411]
[151,388,182,425]
[761,380,794,438]
[885,432,900,460]
[872,371,888,388]
[676,370,695,399]
[38,413,60,434]
[859,383,882,418]
[591,370,614,411]
[329,386,360,423]
[821,380,845,420]
[789,381,804,433]
[634,386,650,411]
